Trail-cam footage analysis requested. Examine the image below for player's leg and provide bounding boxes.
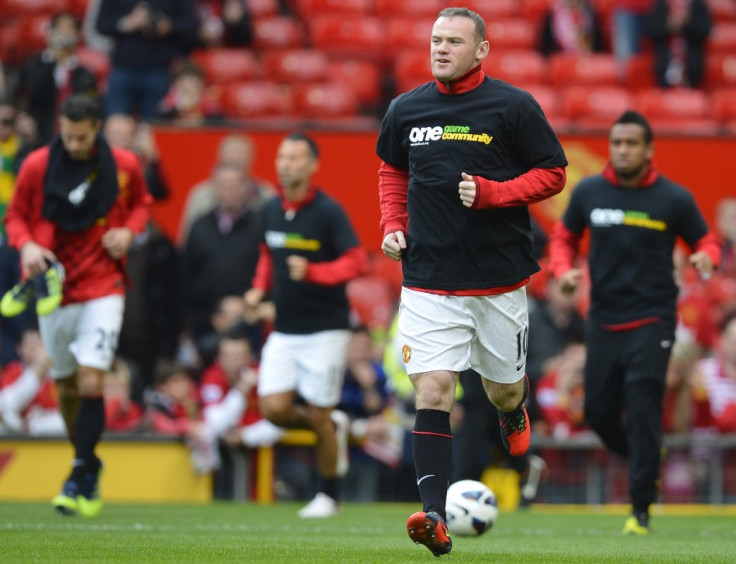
[583,325,628,457]
[622,318,674,534]
[295,330,351,518]
[67,295,125,518]
[472,288,531,457]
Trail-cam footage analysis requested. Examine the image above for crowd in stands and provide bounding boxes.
[1,0,736,503]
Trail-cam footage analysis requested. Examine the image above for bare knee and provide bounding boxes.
[484,377,525,412]
[412,371,457,411]
[259,392,294,425]
[77,367,104,396]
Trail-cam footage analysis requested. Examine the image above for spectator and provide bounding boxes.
[694,314,736,432]
[612,1,656,67]
[193,0,254,49]
[181,162,263,336]
[338,325,390,420]
[155,60,224,127]
[104,113,170,200]
[646,0,712,88]
[538,0,605,56]
[715,197,736,277]
[103,357,144,432]
[18,11,98,145]
[0,326,65,436]
[144,359,200,436]
[95,0,198,119]
[178,133,274,244]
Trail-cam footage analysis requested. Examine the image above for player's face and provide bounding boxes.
[431,16,489,83]
[60,117,100,160]
[276,139,318,191]
[609,123,653,179]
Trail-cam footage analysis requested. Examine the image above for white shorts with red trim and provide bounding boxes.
[397,287,528,384]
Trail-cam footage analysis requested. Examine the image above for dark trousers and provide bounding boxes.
[583,317,674,512]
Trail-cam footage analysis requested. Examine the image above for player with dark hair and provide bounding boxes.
[244,131,368,518]
[548,110,720,535]
[376,7,567,556]
[4,92,152,517]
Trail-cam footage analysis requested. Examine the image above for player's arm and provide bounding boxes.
[378,160,408,260]
[548,221,584,296]
[244,243,273,307]
[297,246,369,285]
[459,167,566,209]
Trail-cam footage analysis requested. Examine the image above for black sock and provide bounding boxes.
[71,396,105,480]
[320,477,339,501]
[413,409,452,521]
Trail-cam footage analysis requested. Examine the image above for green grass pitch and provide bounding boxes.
[1,502,735,563]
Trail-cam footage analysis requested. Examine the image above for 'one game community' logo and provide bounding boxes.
[265,230,321,251]
[409,125,493,147]
[590,208,667,231]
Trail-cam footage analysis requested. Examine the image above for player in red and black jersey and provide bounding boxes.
[376,7,567,556]
[549,110,720,535]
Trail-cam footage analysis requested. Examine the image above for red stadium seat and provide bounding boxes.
[246,0,280,19]
[486,18,538,50]
[309,15,383,60]
[464,0,519,19]
[262,49,329,83]
[522,84,561,118]
[217,81,294,118]
[68,0,90,18]
[75,46,111,86]
[561,86,633,131]
[710,88,736,123]
[624,53,657,91]
[252,16,306,50]
[0,0,66,16]
[292,81,360,118]
[346,275,397,330]
[520,0,553,23]
[375,0,444,17]
[549,53,619,87]
[295,0,372,17]
[384,17,434,55]
[328,59,383,106]
[707,0,736,22]
[0,20,22,65]
[393,49,432,94]
[635,87,710,120]
[704,52,736,88]
[190,49,262,84]
[708,22,736,53]
[482,50,547,85]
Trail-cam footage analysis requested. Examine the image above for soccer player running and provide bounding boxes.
[4,93,151,517]
[244,132,368,518]
[548,110,720,535]
[376,7,567,556]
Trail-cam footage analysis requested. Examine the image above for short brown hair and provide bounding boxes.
[437,7,486,44]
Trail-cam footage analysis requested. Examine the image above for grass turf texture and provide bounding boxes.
[1,502,735,563]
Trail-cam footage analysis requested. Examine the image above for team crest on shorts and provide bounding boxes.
[402,344,412,364]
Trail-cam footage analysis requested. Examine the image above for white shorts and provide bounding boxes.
[257,330,351,408]
[39,294,125,379]
[398,287,528,384]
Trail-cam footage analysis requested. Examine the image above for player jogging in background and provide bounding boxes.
[244,131,368,518]
[4,93,151,518]
[376,7,567,557]
[549,110,720,535]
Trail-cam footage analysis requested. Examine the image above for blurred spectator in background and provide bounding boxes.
[716,197,736,277]
[0,98,39,365]
[104,357,144,432]
[96,0,198,119]
[182,162,263,337]
[83,0,114,53]
[338,325,389,421]
[193,0,254,49]
[526,276,586,422]
[662,339,707,434]
[18,11,98,145]
[144,359,200,435]
[117,219,182,389]
[0,326,65,436]
[155,60,224,127]
[178,133,274,244]
[104,113,170,200]
[612,1,656,68]
[694,314,736,433]
[646,0,712,88]
[538,0,605,56]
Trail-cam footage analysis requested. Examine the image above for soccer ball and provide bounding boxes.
[445,480,499,536]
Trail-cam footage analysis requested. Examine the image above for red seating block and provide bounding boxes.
[293,81,360,118]
[486,18,537,50]
[328,59,383,106]
[549,53,619,87]
[262,49,329,83]
[190,49,262,84]
[375,0,444,17]
[218,81,293,118]
[482,50,547,85]
[309,15,383,60]
[252,16,305,50]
